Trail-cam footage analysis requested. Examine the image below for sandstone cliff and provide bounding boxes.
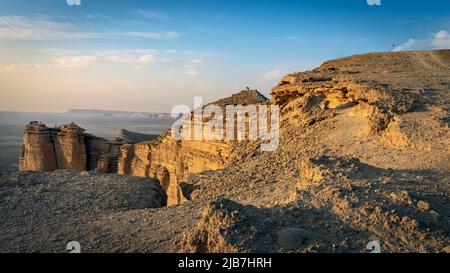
[179,50,450,253]
[118,89,268,206]
[19,90,269,206]
[19,122,122,173]
[118,139,231,206]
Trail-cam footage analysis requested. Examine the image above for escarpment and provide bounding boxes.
[273,51,449,125]
[10,50,450,252]
[118,138,231,206]
[118,90,269,205]
[179,50,450,253]
[19,122,122,173]
[19,90,269,206]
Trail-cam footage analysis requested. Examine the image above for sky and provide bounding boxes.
[0,0,449,113]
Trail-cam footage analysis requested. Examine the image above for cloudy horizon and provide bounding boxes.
[0,0,449,112]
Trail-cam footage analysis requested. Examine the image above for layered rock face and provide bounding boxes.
[19,122,122,173]
[19,123,59,171]
[19,90,268,206]
[118,90,268,206]
[271,50,450,137]
[118,138,231,206]
[180,50,450,253]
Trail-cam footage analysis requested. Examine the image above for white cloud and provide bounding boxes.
[133,9,169,21]
[394,30,450,52]
[0,15,179,40]
[56,56,96,68]
[0,64,47,72]
[431,30,450,48]
[262,69,284,81]
[99,50,157,64]
[0,49,214,73]
[192,59,203,64]
[138,54,155,64]
[120,31,179,39]
[393,38,418,51]
[66,0,81,6]
[0,15,99,40]
[185,69,198,76]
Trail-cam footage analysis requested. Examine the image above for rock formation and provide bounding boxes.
[179,50,450,253]
[115,129,158,144]
[19,122,59,172]
[118,139,231,206]
[19,90,268,206]
[19,122,122,173]
[118,90,268,205]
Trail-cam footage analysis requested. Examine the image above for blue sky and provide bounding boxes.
[0,0,449,112]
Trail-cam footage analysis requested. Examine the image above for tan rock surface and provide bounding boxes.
[118,89,268,206]
[19,123,58,171]
[19,122,122,173]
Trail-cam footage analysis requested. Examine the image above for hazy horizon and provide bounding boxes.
[0,0,449,112]
[0,108,175,114]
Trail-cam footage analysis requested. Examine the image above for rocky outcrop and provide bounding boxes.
[19,90,268,206]
[271,50,450,136]
[19,122,122,173]
[178,50,450,253]
[118,138,231,206]
[115,129,158,144]
[118,89,268,206]
[53,123,88,171]
[19,123,59,171]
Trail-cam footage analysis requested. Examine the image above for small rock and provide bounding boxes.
[417,201,430,211]
[277,227,313,248]
[443,245,450,253]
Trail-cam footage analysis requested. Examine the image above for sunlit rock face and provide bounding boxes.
[19,122,121,173]
[19,123,59,172]
[19,90,268,206]
[118,89,268,206]
[118,137,231,206]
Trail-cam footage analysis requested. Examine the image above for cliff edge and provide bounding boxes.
[19,122,122,173]
[10,50,450,253]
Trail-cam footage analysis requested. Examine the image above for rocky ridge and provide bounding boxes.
[19,122,123,173]
[18,90,268,206]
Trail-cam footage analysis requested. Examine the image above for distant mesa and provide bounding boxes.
[115,129,159,144]
[66,109,175,120]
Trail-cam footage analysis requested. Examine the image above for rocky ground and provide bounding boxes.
[0,170,166,252]
[0,50,449,253]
